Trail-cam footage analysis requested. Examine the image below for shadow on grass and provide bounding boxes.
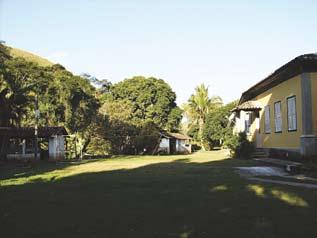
[1,157,317,238]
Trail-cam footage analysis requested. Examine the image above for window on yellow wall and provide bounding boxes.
[287,96,297,131]
[274,101,282,133]
[264,105,271,133]
[244,112,252,134]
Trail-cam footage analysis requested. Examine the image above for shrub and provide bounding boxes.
[86,137,112,156]
[224,132,254,159]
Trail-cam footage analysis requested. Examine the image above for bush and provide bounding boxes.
[86,137,112,156]
[224,132,254,159]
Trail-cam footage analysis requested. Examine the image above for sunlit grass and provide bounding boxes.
[210,185,228,192]
[247,184,266,197]
[271,189,308,207]
[0,150,229,187]
[247,184,309,207]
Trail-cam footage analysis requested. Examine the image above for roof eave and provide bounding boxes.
[239,54,317,104]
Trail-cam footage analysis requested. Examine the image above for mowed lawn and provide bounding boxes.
[1,151,317,238]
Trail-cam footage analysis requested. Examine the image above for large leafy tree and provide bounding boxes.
[107,76,182,129]
[99,76,182,154]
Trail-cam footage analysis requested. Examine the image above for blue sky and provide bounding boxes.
[1,0,317,104]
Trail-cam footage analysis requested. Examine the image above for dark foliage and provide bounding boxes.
[225,132,255,159]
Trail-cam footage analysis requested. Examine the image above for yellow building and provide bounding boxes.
[232,54,317,159]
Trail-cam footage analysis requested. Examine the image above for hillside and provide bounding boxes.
[8,47,54,67]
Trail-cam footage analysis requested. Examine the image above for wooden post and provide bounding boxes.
[34,95,39,160]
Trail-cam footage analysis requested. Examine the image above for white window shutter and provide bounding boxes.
[287,100,292,130]
[292,98,297,130]
[287,97,297,131]
[274,102,282,132]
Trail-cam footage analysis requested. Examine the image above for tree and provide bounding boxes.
[0,44,102,158]
[183,84,223,149]
[98,76,182,154]
[0,46,43,158]
[100,100,161,154]
[0,57,39,127]
[166,107,183,132]
[81,73,112,95]
[202,101,237,149]
[99,100,134,122]
[108,76,182,129]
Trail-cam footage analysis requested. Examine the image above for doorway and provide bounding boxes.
[255,111,262,148]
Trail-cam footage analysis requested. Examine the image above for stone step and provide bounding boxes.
[251,151,268,158]
[253,150,266,153]
[253,152,267,155]
[252,155,268,158]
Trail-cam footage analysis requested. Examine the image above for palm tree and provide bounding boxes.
[186,84,210,149]
[184,84,223,150]
[0,55,35,159]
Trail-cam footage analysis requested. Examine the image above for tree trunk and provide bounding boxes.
[0,135,9,161]
[199,117,205,151]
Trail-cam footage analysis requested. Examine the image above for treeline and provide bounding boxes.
[0,44,182,157]
[0,43,238,158]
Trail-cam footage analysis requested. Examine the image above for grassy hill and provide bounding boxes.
[8,47,54,67]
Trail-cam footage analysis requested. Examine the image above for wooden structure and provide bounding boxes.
[0,126,68,161]
[158,132,192,154]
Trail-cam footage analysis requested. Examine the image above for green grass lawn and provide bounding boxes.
[1,150,317,238]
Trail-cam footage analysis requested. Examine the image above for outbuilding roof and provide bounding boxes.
[161,132,192,140]
[0,126,68,138]
[240,54,317,103]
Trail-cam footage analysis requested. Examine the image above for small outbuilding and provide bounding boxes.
[158,132,192,154]
[0,126,68,161]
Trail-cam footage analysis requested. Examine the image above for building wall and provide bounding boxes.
[311,73,317,136]
[251,75,303,149]
[159,138,170,154]
[234,111,246,134]
[175,139,191,154]
[233,110,258,141]
[49,136,65,160]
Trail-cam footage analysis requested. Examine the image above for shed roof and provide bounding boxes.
[161,132,192,140]
[0,126,68,138]
[239,54,317,103]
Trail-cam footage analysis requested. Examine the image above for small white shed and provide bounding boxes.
[158,132,192,154]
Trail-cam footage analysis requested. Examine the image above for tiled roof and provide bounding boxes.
[161,132,192,140]
[233,100,262,111]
